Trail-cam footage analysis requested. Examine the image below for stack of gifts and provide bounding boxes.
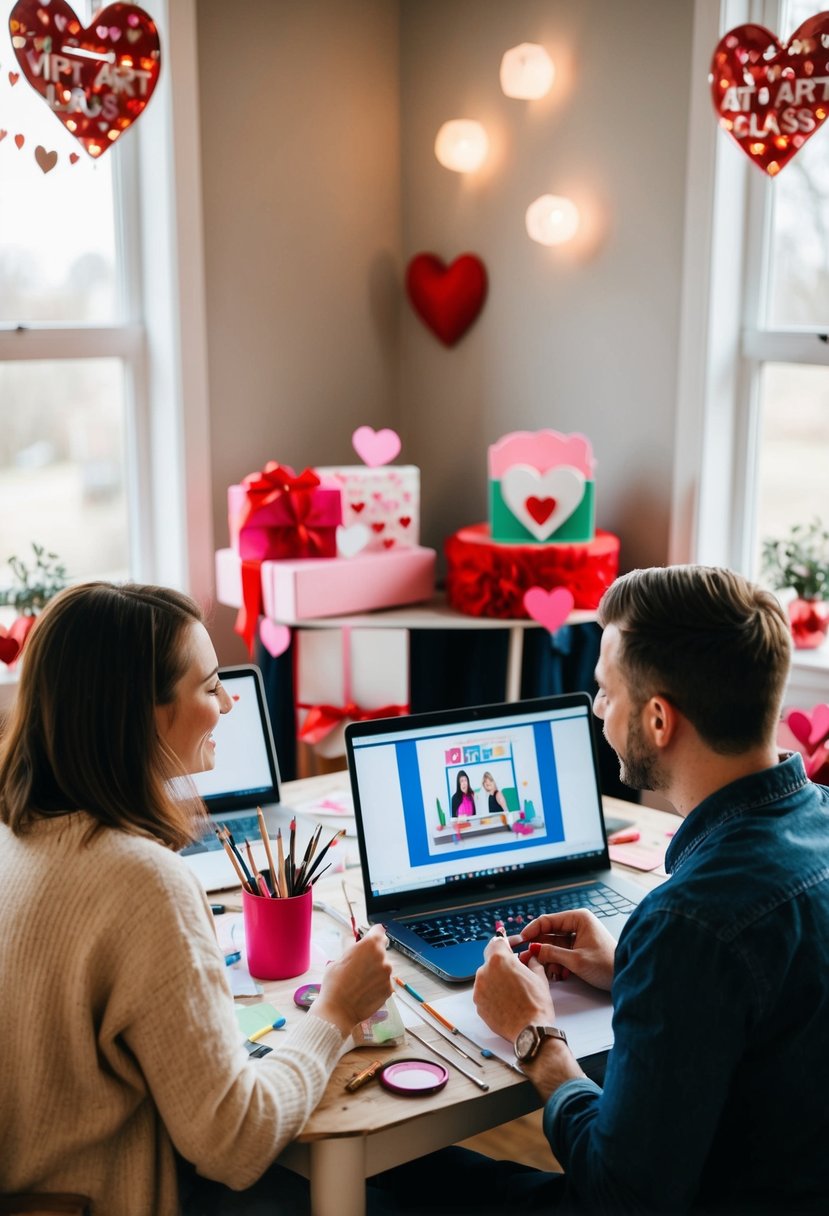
[215,429,436,654]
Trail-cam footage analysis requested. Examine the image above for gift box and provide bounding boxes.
[228,463,342,561]
[488,431,595,544]
[215,545,436,626]
[295,627,410,758]
[314,465,420,553]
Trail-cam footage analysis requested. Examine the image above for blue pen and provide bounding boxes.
[224,950,242,966]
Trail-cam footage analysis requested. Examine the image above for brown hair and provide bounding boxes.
[598,566,791,754]
[0,582,207,847]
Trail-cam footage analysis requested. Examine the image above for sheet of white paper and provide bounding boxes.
[430,977,613,1064]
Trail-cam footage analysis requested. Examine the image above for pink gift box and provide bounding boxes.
[215,546,435,624]
[314,465,419,552]
[227,480,343,558]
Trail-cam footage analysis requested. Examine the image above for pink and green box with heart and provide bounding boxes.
[488,431,595,544]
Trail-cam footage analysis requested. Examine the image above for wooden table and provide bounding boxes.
[222,772,676,1216]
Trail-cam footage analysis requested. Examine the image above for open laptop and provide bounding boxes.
[345,692,645,983]
[181,664,293,891]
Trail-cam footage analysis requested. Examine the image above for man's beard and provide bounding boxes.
[618,712,666,792]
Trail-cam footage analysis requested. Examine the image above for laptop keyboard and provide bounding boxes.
[180,815,263,856]
[407,883,636,948]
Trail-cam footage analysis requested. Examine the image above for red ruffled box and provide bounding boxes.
[445,524,620,618]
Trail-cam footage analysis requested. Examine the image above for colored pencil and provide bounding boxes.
[276,828,286,899]
[215,829,252,892]
[257,807,278,896]
[219,825,254,889]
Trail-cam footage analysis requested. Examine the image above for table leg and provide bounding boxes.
[506,626,524,702]
[309,1136,367,1216]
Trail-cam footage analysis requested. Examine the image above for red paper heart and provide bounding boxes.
[406,253,487,347]
[9,1,161,159]
[526,496,557,525]
[710,14,829,175]
[0,634,21,665]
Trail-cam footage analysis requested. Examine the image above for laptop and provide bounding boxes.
[181,664,294,891]
[345,692,645,983]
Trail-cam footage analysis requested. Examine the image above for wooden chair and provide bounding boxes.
[0,1197,91,1215]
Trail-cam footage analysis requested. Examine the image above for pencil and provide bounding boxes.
[257,807,278,896]
[276,828,286,899]
[244,838,270,898]
[215,829,252,892]
[288,818,297,896]
[341,881,362,941]
[219,826,254,889]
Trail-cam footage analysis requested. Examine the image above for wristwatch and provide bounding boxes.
[514,1023,568,1063]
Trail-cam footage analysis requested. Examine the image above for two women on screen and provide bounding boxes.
[451,770,509,820]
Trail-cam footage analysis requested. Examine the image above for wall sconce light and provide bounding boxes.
[525,194,580,246]
[500,43,555,100]
[434,120,489,173]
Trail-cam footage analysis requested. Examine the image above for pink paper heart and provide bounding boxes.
[808,704,829,749]
[259,619,291,658]
[352,425,401,468]
[786,710,812,747]
[806,745,829,779]
[523,586,575,632]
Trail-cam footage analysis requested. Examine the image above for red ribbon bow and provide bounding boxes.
[239,462,321,528]
[297,701,409,745]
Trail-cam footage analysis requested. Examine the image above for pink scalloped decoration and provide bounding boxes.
[488,430,594,479]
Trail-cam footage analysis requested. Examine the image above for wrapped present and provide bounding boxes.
[296,626,410,758]
[488,431,596,544]
[216,545,436,634]
[228,463,342,561]
[315,465,419,553]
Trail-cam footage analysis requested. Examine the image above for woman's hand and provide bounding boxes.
[514,908,617,991]
[311,925,393,1037]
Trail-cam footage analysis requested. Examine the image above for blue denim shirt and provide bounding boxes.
[544,753,829,1213]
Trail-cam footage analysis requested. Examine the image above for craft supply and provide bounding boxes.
[243,883,313,980]
[288,817,297,895]
[394,989,484,1068]
[210,903,226,916]
[218,825,255,891]
[244,838,272,898]
[257,806,279,896]
[236,1002,286,1040]
[294,824,322,892]
[607,829,641,845]
[404,1025,489,1091]
[277,828,287,899]
[351,994,406,1048]
[224,950,242,967]
[293,982,321,1009]
[215,829,252,892]
[342,881,362,942]
[345,1059,383,1093]
[248,1017,287,1041]
[303,829,347,887]
[394,977,425,1002]
[391,977,455,1033]
[379,1058,449,1096]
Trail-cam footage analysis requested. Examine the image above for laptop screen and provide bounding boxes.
[191,666,281,812]
[346,693,608,905]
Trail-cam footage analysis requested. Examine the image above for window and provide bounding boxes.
[0,0,213,623]
[674,0,829,586]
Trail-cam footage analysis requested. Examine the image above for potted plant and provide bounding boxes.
[0,543,70,667]
[762,519,829,649]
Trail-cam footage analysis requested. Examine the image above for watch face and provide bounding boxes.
[515,1026,537,1060]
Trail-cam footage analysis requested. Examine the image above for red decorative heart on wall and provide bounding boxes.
[710,13,829,175]
[9,0,161,158]
[405,253,487,347]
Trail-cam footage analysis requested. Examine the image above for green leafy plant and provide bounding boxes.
[762,519,829,601]
[0,543,70,615]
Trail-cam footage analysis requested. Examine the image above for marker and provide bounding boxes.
[607,829,641,845]
[224,950,242,966]
[248,1016,287,1040]
[210,903,226,916]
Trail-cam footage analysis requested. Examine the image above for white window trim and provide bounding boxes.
[672,0,829,692]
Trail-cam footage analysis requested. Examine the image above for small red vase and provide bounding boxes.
[788,598,829,650]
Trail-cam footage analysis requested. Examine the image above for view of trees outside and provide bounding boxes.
[0,3,128,595]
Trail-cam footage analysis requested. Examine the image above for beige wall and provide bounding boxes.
[196,0,694,662]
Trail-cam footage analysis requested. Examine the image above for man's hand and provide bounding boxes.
[473,935,556,1041]
[515,908,616,991]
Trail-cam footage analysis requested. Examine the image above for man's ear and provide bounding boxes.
[643,694,679,749]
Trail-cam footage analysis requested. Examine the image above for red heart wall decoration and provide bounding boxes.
[9,0,161,159]
[710,13,829,175]
[405,253,487,347]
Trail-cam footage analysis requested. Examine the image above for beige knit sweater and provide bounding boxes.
[0,813,344,1214]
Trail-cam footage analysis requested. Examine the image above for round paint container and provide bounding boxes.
[379,1058,449,1096]
[293,983,321,1010]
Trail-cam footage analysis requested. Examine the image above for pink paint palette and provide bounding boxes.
[379,1059,448,1096]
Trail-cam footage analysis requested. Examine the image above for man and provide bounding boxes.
[372,566,829,1214]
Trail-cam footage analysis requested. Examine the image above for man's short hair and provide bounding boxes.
[598,566,791,754]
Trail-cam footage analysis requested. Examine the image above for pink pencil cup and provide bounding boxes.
[242,884,313,980]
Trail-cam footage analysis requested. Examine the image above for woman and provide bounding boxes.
[480,771,508,817]
[450,770,476,818]
[0,583,392,1215]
